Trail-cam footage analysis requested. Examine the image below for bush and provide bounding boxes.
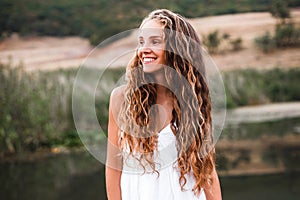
[230,37,243,51]
[274,23,300,47]
[255,24,300,52]
[203,30,222,54]
[255,31,275,53]
[203,31,244,53]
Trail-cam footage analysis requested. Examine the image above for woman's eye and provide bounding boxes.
[152,40,160,45]
[139,40,144,45]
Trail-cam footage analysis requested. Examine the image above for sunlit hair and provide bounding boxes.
[118,9,215,196]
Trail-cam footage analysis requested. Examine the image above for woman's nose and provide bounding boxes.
[140,47,151,54]
[139,42,152,53]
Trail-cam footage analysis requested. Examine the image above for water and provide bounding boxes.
[221,173,300,200]
[1,117,300,200]
[1,151,299,200]
[0,151,107,200]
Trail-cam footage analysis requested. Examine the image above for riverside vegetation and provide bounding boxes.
[1,62,300,156]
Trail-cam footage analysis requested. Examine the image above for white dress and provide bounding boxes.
[121,124,206,200]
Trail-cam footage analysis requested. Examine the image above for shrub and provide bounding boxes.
[255,24,300,52]
[203,30,222,54]
[254,31,275,53]
[230,37,243,51]
[203,31,244,53]
[274,23,300,47]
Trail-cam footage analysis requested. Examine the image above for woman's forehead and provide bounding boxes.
[138,19,164,38]
[138,28,163,39]
[140,18,163,28]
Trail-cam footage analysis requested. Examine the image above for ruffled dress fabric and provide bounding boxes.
[121,125,206,200]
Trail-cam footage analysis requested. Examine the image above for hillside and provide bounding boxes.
[0,9,300,71]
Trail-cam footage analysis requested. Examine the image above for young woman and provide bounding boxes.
[106,9,222,200]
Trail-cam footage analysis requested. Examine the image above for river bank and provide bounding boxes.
[1,102,300,177]
[1,136,299,177]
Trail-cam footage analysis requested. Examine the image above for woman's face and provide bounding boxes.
[138,19,166,73]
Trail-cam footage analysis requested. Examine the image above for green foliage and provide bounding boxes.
[270,0,291,24]
[0,63,126,155]
[1,62,300,154]
[230,37,243,51]
[203,31,243,53]
[0,63,77,154]
[255,24,300,52]
[274,23,300,47]
[255,31,275,53]
[94,67,125,135]
[203,30,222,53]
[256,1,300,52]
[1,0,300,44]
[0,63,55,153]
[223,67,300,108]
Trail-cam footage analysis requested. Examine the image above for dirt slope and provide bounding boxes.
[0,9,299,71]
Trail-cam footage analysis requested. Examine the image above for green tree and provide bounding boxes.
[270,0,290,24]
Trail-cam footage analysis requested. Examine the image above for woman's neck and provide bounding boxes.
[145,65,166,84]
[156,84,168,94]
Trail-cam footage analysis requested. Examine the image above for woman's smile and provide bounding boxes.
[142,56,157,64]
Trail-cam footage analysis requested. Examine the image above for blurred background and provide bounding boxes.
[1,0,300,199]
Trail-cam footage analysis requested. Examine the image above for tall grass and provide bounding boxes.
[0,63,76,154]
[223,68,300,108]
[1,63,300,155]
[0,63,125,155]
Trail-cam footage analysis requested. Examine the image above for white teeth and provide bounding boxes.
[143,58,155,63]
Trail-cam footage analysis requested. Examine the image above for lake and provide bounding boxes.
[1,117,300,200]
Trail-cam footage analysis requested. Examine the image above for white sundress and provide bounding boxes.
[121,124,206,200]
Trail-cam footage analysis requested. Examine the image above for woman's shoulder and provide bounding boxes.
[110,85,126,101]
[109,85,126,111]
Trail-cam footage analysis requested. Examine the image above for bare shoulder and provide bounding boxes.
[109,85,126,121]
[110,85,126,105]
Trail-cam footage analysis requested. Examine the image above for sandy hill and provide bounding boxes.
[0,9,299,71]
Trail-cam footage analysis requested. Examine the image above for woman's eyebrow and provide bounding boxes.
[138,35,163,39]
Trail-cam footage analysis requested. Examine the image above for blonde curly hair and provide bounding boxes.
[118,9,215,196]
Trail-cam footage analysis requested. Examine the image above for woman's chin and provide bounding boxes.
[142,64,165,74]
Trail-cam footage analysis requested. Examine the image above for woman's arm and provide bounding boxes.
[204,169,222,200]
[106,87,124,200]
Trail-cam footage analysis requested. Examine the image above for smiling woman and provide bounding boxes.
[106,9,222,200]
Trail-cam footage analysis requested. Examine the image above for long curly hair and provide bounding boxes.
[118,9,215,196]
